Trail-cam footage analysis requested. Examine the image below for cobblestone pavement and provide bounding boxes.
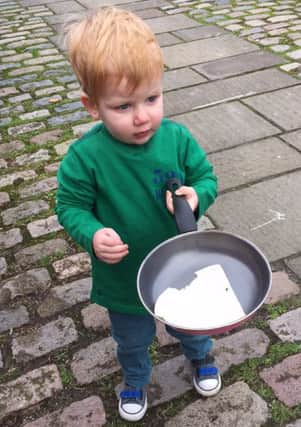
[0,0,301,426]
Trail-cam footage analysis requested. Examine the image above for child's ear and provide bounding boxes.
[81,92,101,120]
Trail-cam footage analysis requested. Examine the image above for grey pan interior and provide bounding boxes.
[137,230,272,331]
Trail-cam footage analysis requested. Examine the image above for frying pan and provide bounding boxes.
[137,178,272,335]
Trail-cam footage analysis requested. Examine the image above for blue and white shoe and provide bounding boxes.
[192,355,222,397]
[119,385,147,422]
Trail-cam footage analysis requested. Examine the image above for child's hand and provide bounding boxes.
[93,228,129,264]
[166,186,199,214]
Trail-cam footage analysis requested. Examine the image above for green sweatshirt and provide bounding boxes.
[55,118,217,314]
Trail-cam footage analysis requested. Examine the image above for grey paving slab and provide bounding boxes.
[37,277,91,317]
[0,365,62,421]
[79,0,169,8]
[135,8,164,19]
[208,171,301,262]
[268,307,301,342]
[52,11,196,36]
[19,0,65,4]
[12,317,78,363]
[281,130,301,151]
[172,102,280,153]
[244,85,301,131]
[193,50,285,80]
[173,25,227,41]
[266,271,300,305]
[156,32,182,47]
[165,381,269,427]
[165,69,298,116]
[286,256,301,279]
[146,14,196,34]
[77,0,134,6]
[208,137,301,191]
[260,353,301,407]
[50,34,65,50]
[71,337,118,385]
[47,1,84,13]
[286,421,301,427]
[81,304,110,331]
[162,34,258,69]
[163,67,206,92]
[23,396,106,427]
[123,0,170,11]
[45,13,81,26]
[0,306,29,334]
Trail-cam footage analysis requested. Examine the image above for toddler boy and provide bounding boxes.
[56,6,220,422]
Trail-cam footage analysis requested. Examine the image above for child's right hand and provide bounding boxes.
[92,228,129,264]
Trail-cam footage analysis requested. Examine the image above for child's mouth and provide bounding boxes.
[134,129,151,139]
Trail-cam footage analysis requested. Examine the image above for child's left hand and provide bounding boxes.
[166,185,199,214]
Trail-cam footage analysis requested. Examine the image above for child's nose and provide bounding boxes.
[133,106,148,125]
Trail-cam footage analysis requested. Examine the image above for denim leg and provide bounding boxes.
[166,325,212,361]
[109,311,156,389]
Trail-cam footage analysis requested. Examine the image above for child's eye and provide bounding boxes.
[147,96,157,103]
[116,103,130,110]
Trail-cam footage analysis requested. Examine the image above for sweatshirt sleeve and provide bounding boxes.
[55,146,104,256]
[182,127,218,218]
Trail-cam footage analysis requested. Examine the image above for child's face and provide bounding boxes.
[84,77,163,145]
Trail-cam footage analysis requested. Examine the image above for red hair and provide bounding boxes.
[65,7,164,105]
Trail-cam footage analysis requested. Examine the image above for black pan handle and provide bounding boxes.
[166,178,197,233]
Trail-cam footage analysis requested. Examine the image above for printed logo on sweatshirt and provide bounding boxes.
[153,169,184,202]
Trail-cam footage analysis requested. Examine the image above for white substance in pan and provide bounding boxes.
[154,264,246,329]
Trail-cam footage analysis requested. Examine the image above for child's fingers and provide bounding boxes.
[102,228,124,245]
[165,190,174,214]
[95,244,129,263]
[174,186,199,211]
[175,186,193,197]
[93,228,129,263]
[98,243,128,254]
[166,187,192,214]
[100,250,129,264]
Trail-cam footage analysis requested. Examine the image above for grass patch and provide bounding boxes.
[149,340,160,365]
[270,401,301,426]
[266,303,289,320]
[58,365,75,387]
[225,357,261,386]
[30,48,40,58]
[266,299,301,320]
[264,342,301,367]
[38,251,66,267]
[251,318,269,329]
[0,367,22,385]
[224,341,301,425]
[159,390,195,418]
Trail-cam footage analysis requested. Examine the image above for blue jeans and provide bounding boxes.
[109,311,212,389]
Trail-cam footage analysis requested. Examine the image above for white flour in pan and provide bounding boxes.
[154,264,245,329]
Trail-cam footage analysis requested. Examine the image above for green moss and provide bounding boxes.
[30,48,40,58]
[58,365,75,387]
[264,342,301,367]
[270,401,301,425]
[38,250,66,267]
[149,340,160,365]
[159,390,195,418]
[225,358,260,386]
[0,367,21,384]
[250,318,268,329]
[266,300,299,320]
